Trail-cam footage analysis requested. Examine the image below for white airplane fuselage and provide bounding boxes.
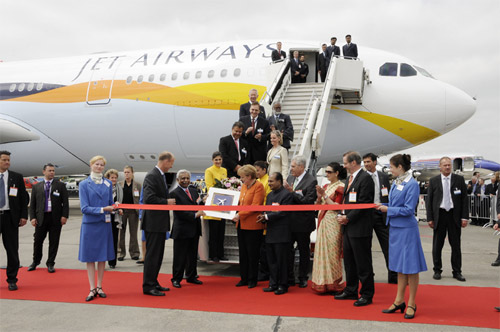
[0,40,476,176]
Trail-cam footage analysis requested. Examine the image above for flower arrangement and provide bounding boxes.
[213,177,242,191]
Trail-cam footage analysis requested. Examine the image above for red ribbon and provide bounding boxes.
[116,203,376,212]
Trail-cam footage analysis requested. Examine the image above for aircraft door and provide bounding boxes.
[453,158,462,171]
[463,157,475,172]
[289,49,320,83]
[86,57,122,105]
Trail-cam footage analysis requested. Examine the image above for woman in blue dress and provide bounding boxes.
[376,154,427,319]
[78,156,116,301]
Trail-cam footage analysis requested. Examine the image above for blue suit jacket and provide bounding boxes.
[386,176,419,228]
[79,177,114,223]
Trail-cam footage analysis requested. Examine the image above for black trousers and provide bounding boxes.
[267,242,289,289]
[208,219,225,259]
[142,231,166,292]
[258,241,270,279]
[0,212,20,283]
[108,217,119,267]
[237,227,262,284]
[433,209,462,274]
[288,231,311,283]
[32,212,62,266]
[373,212,397,280]
[172,237,199,282]
[343,234,375,299]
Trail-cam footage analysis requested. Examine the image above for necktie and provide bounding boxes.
[185,188,193,201]
[443,177,452,211]
[0,174,5,208]
[163,174,169,193]
[45,181,51,212]
[347,175,353,189]
[234,139,240,161]
[372,173,380,204]
[251,118,256,134]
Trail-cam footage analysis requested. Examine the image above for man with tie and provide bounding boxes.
[342,34,358,60]
[362,153,397,284]
[168,169,205,288]
[28,163,69,273]
[327,37,341,58]
[142,151,176,296]
[284,155,317,288]
[427,157,468,282]
[219,121,249,178]
[240,102,271,164]
[290,51,301,83]
[318,44,330,83]
[271,41,287,62]
[239,89,265,119]
[267,102,294,150]
[299,55,309,83]
[334,151,375,306]
[0,151,28,291]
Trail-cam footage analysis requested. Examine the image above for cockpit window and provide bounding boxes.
[414,65,435,79]
[400,63,417,77]
[379,62,397,76]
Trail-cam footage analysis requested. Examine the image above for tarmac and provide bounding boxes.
[1,198,499,331]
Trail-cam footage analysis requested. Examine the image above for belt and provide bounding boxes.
[0,210,10,215]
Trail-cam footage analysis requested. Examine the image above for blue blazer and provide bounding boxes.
[386,176,420,228]
[79,177,114,223]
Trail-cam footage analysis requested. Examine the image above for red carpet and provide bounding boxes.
[0,268,498,329]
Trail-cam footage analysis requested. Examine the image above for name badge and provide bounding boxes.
[397,185,404,191]
[53,191,60,197]
[105,214,111,223]
[349,192,357,203]
[241,148,247,155]
[257,128,263,133]
[134,190,140,197]
[381,187,389,196]
[454,189,461,195]
[104,181,110,187]
[47,199,52,210]
[9,187,18,196]
[274,155,281,159]
[272,202,280,206]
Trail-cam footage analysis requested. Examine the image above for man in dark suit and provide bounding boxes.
[467,176,479,225]
[168,170,204,288]
[485,175,499,196]
[0,150,28,291]
[240,102,271,164]
[267,102,294,150]
[290,51,301,83]
[142,151,176,296]
[426,156,468,282]
[318,44,330,83]
[284,155,317,288]
[299,55,309,83]
[257,172,293,295]
[239,88,265,119]
[491,188,500,267]
[342,34,358,59]
[28,163,69,273]
[362,153,397,284]
[219,121,249,178]
[271,41,287,62]
[334,151,375,307]
[327,37,341,58]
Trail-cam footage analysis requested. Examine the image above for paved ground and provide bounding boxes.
[1,198,499,331]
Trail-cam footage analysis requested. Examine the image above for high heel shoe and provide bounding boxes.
[85,288,97,302]
[404,305,417,319]
[96,287,107,298]
[382,302,406,313]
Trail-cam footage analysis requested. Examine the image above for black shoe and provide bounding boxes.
[354,297,372,307]
[117,257,124,261]
[131,256,139,260]
[143,289,165,296]
[8,282,18,291]
[187,279,203,285]
[219,257,228,261]
[212,257,220,262]
[109,265,116,269]
[96,287,107,298]
[495,307,500,312]
[172,280,181,288]
[248,282,257,289]
[298,280,308,288]
[453,273,466,282]
[235,280,248,287]
[382,302,406,313]
[263,286,277,292]
[85,288,97,301]
[155,285,170,292]
[404,305,417,319]
[136,260,144,265]
[274,287,287,295]
[27,263,37,271]
[433,272,441,280]
[47,265,55,273]
[491,261,500,267]
[334,292,358,300]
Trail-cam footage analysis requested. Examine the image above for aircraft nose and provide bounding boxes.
[445,84,476,132]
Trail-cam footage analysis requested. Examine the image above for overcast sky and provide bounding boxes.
[1,0,498,161]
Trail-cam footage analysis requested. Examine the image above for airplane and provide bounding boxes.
[0,39,477,177]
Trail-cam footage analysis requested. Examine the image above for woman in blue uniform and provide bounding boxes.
[376,154,427,319]
[78,156,116,302]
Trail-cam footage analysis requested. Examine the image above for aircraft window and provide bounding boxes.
[183,72,190,80]
[9,84,16,92]
[27,83,34,91]
[195,71,202,79]
[36,83,43,91]
[414,65,435,79]
[234,68,241,77]
[379,63,397,76]
[126,76,133,84]
[400,63,417,77]
[148,74,154,82]
[171,73,178,80]
[220,69,227,78]
[18,83,25,92]
[160,73,166,81]
[137,75,144,84]
[208,70,215,78]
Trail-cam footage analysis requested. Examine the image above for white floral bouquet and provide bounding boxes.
[214,177,242,191]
